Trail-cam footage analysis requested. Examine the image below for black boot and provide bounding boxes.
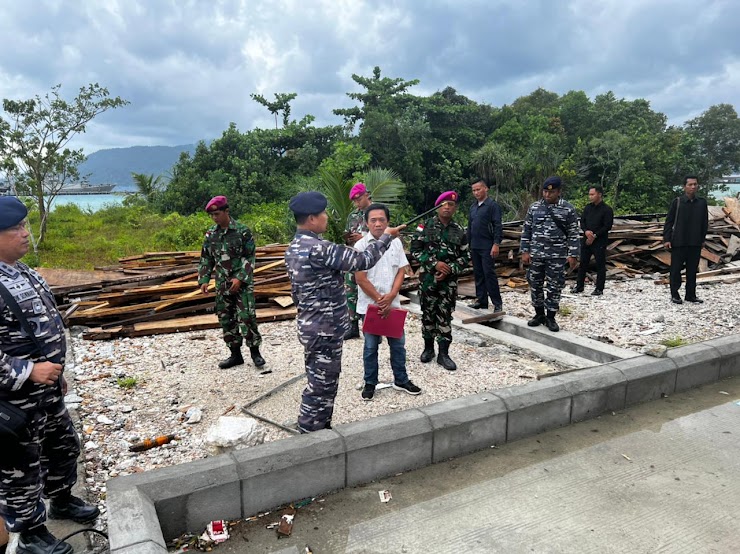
[420,338,435,363]
[527,307,546,327]
[218,345,244,369]
[49,493,100,524]
[437,342,457,371]
[17,525,73,554]
[546,310,560,332]
[344,320,360,340]
[250,346,265,367]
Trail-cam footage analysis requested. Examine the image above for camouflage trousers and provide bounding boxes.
[344,272,359,322]
[419,278,458,344]
[297,335,343,433]
[0,399,80,533]
[527,257,567,313]
[215,287,262,349]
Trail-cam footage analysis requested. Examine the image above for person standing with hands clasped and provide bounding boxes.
[198,195,265,369]
[0,197,99,554]
[572,185,613,296]
[467,177,504,311]
[354,203,421,401]
[410,191,470,371]
[520,176,580,332]
[663,176,708,304]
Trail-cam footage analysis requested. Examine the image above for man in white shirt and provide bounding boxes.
[354,204,422,401]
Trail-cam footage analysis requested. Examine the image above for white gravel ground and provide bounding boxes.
[68,278,740,524]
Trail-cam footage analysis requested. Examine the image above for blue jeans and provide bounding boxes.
[363,330,409,386]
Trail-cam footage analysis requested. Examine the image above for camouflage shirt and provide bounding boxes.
[0,261,66,399]
[520,198,580,259]
[409,215,470,278]
[285,230,393,341]
[198,218,256,289]
[345,208,368,245]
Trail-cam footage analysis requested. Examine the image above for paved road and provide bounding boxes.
[223,377,739,554]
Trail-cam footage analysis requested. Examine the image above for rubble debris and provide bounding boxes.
[129,434,178,452]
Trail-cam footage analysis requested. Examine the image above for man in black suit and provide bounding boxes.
[467,178,503,311]
[663,176,708,304]
[572,185,614,296]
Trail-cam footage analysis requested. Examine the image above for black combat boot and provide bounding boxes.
[49,493,100,524]
[546,310,560,332]
[17,525,73,554]
[527,306,547,327]
[218,345,244,369]
[250,346,266,367]
[344,320,360,340]
[419,338,435,363]
[436,342,457,371]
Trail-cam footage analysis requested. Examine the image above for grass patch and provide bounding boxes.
[660,336,687,348]
[117,376,138,389]
[558,305,573,316]
[22,201,293,269]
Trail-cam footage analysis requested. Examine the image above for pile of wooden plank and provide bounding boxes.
[68,246,296,340]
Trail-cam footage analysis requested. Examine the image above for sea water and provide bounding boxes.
[51,193,126,212]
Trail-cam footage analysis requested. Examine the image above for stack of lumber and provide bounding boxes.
[70,245,296,340]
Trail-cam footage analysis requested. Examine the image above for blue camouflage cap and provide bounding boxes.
[0,197,28,231]
[289,191,328,216]
[543,176,562,190]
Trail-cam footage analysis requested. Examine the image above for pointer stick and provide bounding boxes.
[401,202,449,229]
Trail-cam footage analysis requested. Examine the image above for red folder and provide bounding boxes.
[362,304,407,339]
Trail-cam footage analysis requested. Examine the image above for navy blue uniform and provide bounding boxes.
[468,197,503,309]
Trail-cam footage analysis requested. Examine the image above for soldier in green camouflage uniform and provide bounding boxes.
[198,196,265,369]
[343,183,372,339]
[410,191,470,371]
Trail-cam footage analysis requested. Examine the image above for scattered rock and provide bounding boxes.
[652,315,665,323]
[641,344,668,358]
[185,407,203,424]
[205,416,266,454]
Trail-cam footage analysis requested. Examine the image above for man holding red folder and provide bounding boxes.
[355,204,422,401]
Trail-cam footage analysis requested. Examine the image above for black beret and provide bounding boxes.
[289,191,328,216]
[542,176,562,190]
[0,197,28,231]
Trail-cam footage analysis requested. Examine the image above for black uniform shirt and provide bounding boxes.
[580,202,614,245]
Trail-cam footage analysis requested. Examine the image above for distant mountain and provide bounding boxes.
[78,144,198,191]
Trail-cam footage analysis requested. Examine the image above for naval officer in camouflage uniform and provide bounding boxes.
[520,176,580,332]
[410,191,470,371]
[198,195,265,369]
[285,192,405,433]
[0,197,99,554]
[343,182,372,340]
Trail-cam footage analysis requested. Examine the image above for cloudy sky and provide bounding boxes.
[2,0,738,153]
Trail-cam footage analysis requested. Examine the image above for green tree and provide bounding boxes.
[131,172,165,204]
[681,104,740,193]
[250,92,298,129]
[0,84,128,244]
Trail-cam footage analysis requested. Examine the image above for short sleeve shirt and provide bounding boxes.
[354,233,409,315]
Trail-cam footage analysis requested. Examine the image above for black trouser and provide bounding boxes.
[670,245,701,299]
[576,240,607,291]
[471,247,502,307]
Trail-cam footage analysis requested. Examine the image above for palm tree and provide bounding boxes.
[131,172,165,204]
[317,167,406,242]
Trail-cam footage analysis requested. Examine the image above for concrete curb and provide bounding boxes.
[105,334,740,552]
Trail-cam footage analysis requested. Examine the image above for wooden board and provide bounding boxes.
[82,307,297,340]
[453,303,505,324]
[272,296,294,308]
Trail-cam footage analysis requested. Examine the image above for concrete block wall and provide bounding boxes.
[107,335,740,553]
